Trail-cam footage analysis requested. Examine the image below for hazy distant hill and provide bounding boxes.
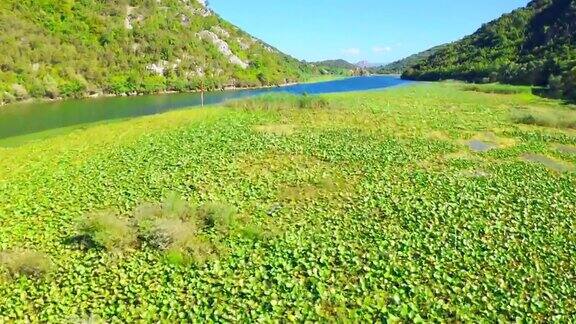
[373,45,447,74]
[313,59,356,70]
[0,0,311,104]
[403,0,576,100]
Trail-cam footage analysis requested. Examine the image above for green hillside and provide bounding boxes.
[373,45,447,74]
[313,59,356,70]
[403,0,576,100]
[0,0,311,105]
[311,59,356,76]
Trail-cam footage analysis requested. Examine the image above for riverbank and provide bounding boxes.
[0,79,315,109]
[0,76,408,143]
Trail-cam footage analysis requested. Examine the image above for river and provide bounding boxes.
[0,76,411,142]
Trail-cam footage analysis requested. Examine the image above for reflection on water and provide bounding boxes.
[467,140,495,152]
[556,145,576,155]
[521,153,572,172]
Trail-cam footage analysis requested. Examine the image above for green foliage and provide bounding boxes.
[77,211,136,251]
[0,0,313,104]
[0,83,575,321]
[0,249,52,278]
[403,0,576,101]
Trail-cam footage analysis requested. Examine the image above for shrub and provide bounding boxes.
[185,236,216,264]
[77,195,238,264]
[0,249,52,278]
[548,74,564,98]
[77,210,137,251]
[133,196,218,263]
[134,195,199,248]
[195,203,236,233]
[563,67,576,102]
[137,217,199,251]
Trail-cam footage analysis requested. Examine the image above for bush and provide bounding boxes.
[563,67,576,102]
[133,197,224,264]
[0,249,52,278]
[76,195,240,264]
[137,216,199,251]
[239,224,267,240]
[195,203,236,233]
[547,74,564,98]
[77,210,137,251]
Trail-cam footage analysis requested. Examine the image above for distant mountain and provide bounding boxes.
[373,45,447,74]
[355,61,385,69]
[314,59,356,70]
[403,0,576,100]
[0,0,311,104]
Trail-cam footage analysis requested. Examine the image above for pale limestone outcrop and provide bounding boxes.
[198,30,249,69]
[124,6,144,30]
[211,26,230,38]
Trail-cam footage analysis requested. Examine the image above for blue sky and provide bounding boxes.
[209,0,530,63]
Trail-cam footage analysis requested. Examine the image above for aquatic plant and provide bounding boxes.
[0,82,574,321]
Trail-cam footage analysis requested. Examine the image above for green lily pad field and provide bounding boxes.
[0,82,575,321]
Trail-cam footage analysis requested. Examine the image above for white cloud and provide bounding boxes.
[342,48,361,56]
[372,46,392,53]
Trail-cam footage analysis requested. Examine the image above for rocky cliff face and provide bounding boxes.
[0,0,309,104]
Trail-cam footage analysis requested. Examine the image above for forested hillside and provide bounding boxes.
[403,0,576,100]
[310,59,356,76]
[313,59,356,70]
[0,0,310,104]
[373,45,447,74]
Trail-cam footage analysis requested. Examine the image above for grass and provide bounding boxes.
[512,106,576,129]
[0,249,52,278]
[77,211,136,251]
[462,82,533,95]
[225,93,330,110]
[0,82,574,321]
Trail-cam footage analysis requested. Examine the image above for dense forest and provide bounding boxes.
[403,0,576,101]
[0,0,311,105]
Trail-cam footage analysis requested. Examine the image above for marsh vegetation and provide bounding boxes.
[0,82,574,321]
